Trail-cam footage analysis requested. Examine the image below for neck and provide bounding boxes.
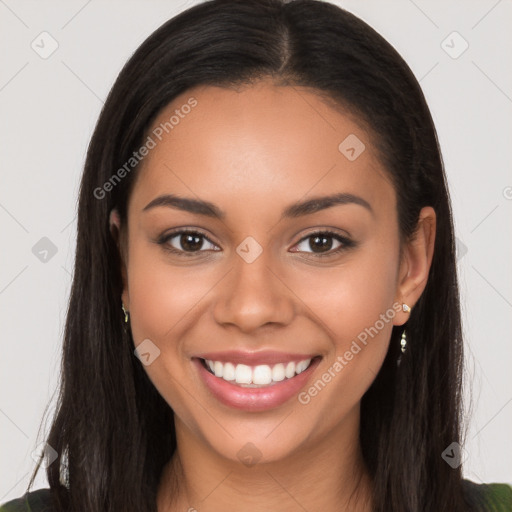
[157,407,372,512]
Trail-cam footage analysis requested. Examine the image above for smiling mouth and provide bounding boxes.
[199,356,322,388]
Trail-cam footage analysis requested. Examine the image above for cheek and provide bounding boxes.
[294,248,399,413]
[300,247,398,339]
[124,245,216,415]
[125,243,215,345]
[293,235,400,381]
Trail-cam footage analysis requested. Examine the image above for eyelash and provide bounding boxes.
[156,228,356,259]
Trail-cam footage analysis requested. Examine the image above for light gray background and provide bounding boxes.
[1,0,511,501]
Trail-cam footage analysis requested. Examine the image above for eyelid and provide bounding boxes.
[293,227,352,243]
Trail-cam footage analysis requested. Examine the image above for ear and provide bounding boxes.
[109,208,121,240]
[393,206,436,326]
[109,208,129,308]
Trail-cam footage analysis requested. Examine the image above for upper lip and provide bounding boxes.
[194,350,320,366]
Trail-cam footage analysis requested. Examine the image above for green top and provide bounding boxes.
[1,480,511,511]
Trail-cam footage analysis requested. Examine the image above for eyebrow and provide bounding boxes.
[142,192,373,219]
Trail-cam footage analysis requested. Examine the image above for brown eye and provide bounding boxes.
[308,234,335,253]
[292,230,355,257]
[158,230,219,256]
[177,233,205,252]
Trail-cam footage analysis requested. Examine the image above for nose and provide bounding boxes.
[213,246,295,334]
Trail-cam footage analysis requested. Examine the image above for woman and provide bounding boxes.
[1,0,511,511]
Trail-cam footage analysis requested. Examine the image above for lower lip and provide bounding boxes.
[193,357,321,412]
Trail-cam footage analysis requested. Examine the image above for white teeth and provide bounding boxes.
[235,364,252,384]
[214,361,223,378]
[271,363,285,382]
[252,365,272,385]
[223,362,236,381]
[285,362,295,379]
[204,358,314,386]
[296,359,311,374]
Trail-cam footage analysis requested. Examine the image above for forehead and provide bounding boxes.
[128,81,395,219]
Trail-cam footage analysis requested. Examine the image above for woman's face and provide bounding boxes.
[114,81,433,465]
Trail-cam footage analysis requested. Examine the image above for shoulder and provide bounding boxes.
[462,479,512,511]
[0,488,54,512]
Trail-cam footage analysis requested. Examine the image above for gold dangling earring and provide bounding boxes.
[397,302,411,366]
[400,330,407,354]
[121,302,129,324]
[397,329,407,367]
